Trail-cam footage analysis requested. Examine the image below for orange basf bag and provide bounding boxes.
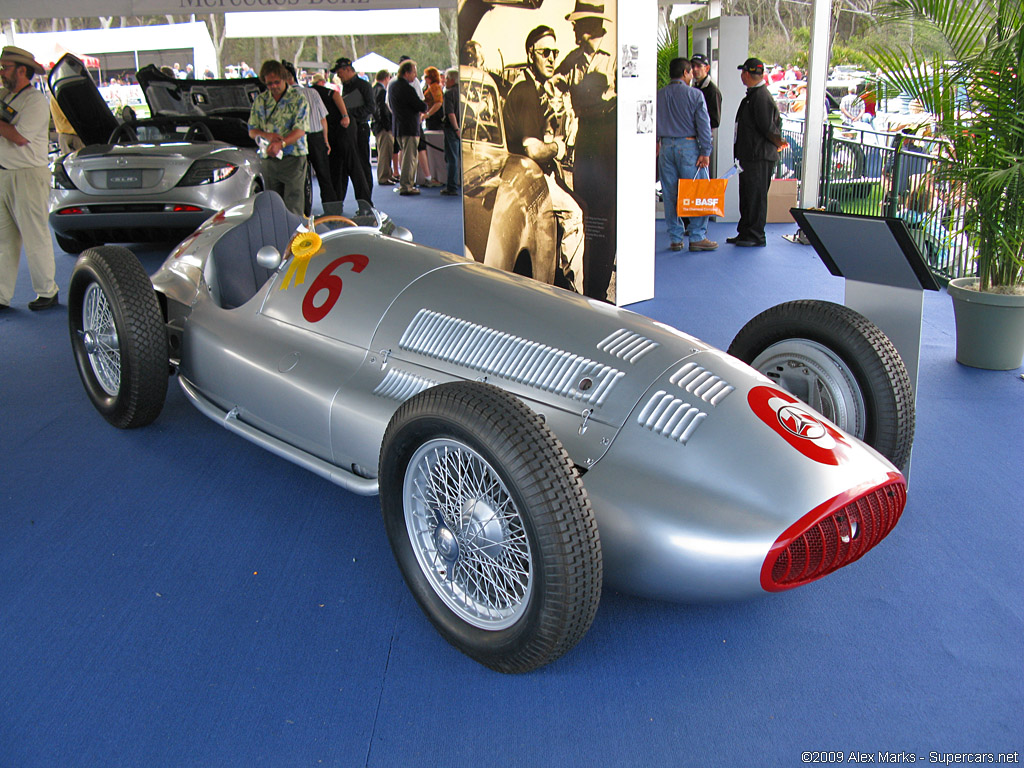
[677,170,727,217]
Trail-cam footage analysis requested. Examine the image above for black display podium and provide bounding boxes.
[790,209,940,463]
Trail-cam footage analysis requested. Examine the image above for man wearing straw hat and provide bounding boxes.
[0,46,59,311]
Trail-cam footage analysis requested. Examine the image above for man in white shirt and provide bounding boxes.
[0,46,58,311]
[839,85,866,124]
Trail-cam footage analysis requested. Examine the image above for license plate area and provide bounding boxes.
[107,170,143,188]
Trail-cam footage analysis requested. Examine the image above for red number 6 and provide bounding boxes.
[302,254,369,323]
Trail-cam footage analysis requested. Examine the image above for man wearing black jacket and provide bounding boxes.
[310,75,358,208]
[388,60,427,196]
[730,57,786,247]
[332,58,374,205]
[690,53,722,130]
[335,58,375,202]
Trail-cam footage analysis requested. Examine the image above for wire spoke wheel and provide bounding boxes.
[81,282,122,397]
[68,245,168,429]
[404,438,532,630]
[380,382,601,673]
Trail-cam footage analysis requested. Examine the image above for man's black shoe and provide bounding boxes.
[732,239,766,247]
[726,236,742,244]
[28,292,60,311]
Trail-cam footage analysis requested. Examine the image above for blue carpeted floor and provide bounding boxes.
[1,180,1021,767]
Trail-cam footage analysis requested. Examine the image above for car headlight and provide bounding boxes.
[177,159,238,187]
[51,156,77,190]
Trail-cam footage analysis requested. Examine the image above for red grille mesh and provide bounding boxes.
[762,476,907,591]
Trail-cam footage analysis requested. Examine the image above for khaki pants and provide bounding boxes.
[375,130,395,183]
[397,134,419,193]
[0,166,57,306]
[262,154,308,216]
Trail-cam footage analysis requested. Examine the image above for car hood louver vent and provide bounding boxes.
[670,362,735,405]
[400,309,624,406]
[373,369,437,402]
[637,391,707,445]
[597,329,659,363]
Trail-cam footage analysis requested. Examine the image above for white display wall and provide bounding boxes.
[614,0,659,305]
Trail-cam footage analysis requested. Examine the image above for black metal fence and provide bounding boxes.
[780,121,975,284]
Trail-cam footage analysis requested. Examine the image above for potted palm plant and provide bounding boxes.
[869,0,1024,369]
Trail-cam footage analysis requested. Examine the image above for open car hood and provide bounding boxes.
[48,54,265,148]
[134,64,264,122]
[48,53,119,147]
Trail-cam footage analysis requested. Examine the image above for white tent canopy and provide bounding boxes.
[351,51,399,74]
[12,22,217,77]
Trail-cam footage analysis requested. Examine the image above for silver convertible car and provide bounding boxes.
[48,54,264,255]
[67,191,914,673]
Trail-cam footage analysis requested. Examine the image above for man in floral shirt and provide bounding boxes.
[248,60,309,215]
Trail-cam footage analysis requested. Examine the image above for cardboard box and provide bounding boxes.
[767,178,799,223]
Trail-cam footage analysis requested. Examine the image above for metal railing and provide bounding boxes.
[782,120,976,284]
[820,124,974,283]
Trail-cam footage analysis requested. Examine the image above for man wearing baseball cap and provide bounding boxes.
[333,57,375,205]
[729,57,786,247]
[690,53,722,130]
[0,46,58,311]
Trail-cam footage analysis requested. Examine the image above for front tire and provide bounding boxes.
[729,300,914,469]
[379,382,602,673]
[68,245,169,428]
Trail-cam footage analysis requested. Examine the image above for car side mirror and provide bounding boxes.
[256,245,282,270]
[392,226,414,242]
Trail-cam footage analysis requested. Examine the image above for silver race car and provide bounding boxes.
[67,191,913,673]
[48,55,264,255]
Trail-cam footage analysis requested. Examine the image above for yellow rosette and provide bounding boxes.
[280,230,323,290]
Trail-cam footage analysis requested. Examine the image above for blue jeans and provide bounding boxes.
[443,127,460,192]
[659,137,708,244]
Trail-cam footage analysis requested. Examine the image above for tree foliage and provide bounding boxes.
[869,0,1024,289]
[8,11,458,77]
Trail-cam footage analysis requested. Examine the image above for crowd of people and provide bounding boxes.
[247,55,461,216]
[657,54,787,251]
[0,33,935,315]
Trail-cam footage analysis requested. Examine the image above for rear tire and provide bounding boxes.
[68,246,169,428]
[379,382,602,673]
[729,300,914,469]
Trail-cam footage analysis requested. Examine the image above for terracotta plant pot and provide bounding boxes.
[947,277,1024,370]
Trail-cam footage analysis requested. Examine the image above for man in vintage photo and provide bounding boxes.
[555,1,617,301]
[505,25,586,293]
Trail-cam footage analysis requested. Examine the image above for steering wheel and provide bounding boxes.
[108,123,139,144]
[313,214,358,230]
[185,122,215,142]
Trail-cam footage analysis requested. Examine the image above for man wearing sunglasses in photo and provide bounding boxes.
[504,25,586,294]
